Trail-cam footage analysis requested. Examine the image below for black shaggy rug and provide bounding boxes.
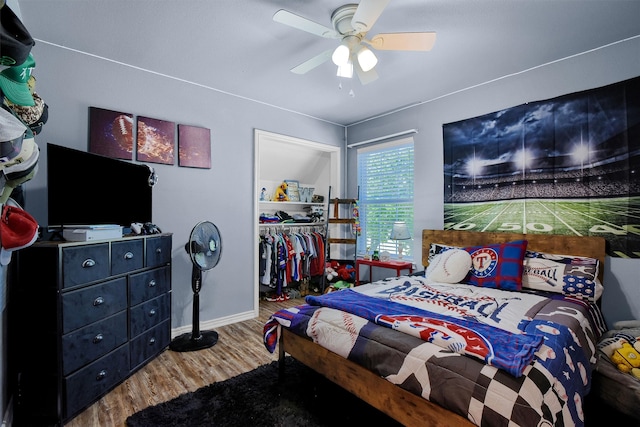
[126,356,402,427]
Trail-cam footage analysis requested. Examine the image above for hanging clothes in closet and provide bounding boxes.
[259,227,325,300]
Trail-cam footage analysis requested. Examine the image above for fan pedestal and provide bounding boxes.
[169,330,218,352]
[169,292,219,352]
[169,268,218,352]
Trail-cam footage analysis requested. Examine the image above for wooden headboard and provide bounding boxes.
[422,229,606,283]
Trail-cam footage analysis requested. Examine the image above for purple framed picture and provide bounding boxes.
[178,124,211,169]
[89,107,134,160]
[136,116,175,165]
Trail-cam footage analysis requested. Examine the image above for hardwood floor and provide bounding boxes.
[65,297,301,427]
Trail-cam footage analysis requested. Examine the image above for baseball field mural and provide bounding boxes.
[443,76,640,258]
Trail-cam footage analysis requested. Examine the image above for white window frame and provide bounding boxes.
[356,137,414,260]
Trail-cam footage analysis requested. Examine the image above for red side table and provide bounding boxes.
[355,258,413,286]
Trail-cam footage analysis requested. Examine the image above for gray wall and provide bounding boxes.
[346,37,640,329]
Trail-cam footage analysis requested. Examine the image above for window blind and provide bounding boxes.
[357,138,414,258]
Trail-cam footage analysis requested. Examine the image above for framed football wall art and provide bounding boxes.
[177,124,211,169]
[89,107,134,160]
[136,116,175,165]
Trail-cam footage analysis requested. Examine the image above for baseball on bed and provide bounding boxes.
[425,249,472,284]
[112,114,134,152]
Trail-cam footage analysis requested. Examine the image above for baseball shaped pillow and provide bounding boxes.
[425,249,472,284]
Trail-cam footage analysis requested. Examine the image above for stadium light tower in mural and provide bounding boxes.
[467,147,483,187]
[572,132,590,180]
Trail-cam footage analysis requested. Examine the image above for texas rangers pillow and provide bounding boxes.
[463,240,528,290]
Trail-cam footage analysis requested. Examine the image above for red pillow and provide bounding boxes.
[463,240,528,290]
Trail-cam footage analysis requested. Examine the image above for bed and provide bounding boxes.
[263,229,608,426]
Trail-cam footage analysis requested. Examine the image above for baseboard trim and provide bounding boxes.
[170,309,257,339]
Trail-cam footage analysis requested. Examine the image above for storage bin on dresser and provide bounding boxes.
[8,234,172,426]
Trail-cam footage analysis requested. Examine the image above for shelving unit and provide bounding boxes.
[323,186,359,291]
[327,198,358,253]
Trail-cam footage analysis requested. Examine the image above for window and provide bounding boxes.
[357,138,414,259]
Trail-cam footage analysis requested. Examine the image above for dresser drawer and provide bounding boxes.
[146,235,172,268]
[61,311,128,376]
[130,293,170,337]
[64,344,129,419]
[62,243,110,289]
[129,266,170,306]
[111,239,144,275]
[130,319,170,370]
[62,277,128,333]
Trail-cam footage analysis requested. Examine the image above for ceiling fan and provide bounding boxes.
[273,0,436,85]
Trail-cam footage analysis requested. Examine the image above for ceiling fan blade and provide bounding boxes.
[351,0,391,33]
[367,32,437,51]
[354,60,379,85]
[290,49,333,74]
[273,9,339,38]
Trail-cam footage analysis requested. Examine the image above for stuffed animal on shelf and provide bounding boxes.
[337,264,356,281]
[325,260,340,281]
[325,261,356,283]
[273,182,289,201]
[610,341,640,374]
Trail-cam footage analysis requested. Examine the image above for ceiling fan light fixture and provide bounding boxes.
[357,46,377,72]
[336,60,353,78]
[332,43,350,66]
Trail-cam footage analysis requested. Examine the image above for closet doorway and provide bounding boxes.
[254,130,341,309]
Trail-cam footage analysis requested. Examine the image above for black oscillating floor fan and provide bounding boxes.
[170,221,222,352]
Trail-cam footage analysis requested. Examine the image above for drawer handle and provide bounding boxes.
[96,370,107,381]
[124,251,134,260]
[93,334,103,343]
[149,337,156,345]
[156,248,162,254]
[93,296,104,306]
[148,279,156,288]
[149,309,156,317]
[82,259,96,268]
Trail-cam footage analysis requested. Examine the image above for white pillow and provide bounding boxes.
[425,249,472,284]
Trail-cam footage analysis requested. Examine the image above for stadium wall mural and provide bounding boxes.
[443,76,640,258]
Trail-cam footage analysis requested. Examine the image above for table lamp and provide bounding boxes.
[389,221,411,259]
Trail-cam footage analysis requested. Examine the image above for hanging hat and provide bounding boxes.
[0,5,35,67]
[0,106,26,160]
[0,163,38,204]
[4,92,48,134]
[0,53,35,106]
[0,140,38,203]
[0,131,34,170]
[0,202,39,265]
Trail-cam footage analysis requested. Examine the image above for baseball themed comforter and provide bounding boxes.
[264,276,607,427]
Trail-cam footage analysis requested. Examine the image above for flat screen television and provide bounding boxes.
[47,143,153,229]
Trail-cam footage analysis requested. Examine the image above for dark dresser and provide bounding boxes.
[8,234,172,426]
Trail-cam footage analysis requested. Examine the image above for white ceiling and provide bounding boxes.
[17,0,640,126]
